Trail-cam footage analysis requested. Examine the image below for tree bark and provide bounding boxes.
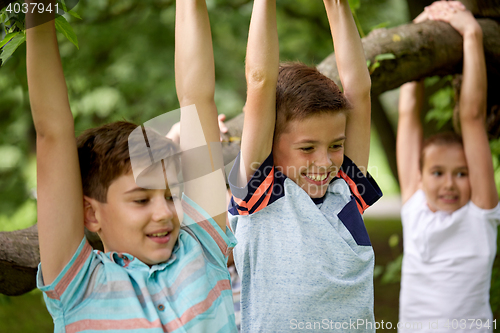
[2,16,500,297]
[317,18,500,96]
[0,225,39,296]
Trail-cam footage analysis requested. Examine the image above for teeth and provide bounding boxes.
[150,232,169,237]
[306,174,327,182]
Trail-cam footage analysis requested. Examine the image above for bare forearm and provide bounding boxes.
[245,0,278,88]
[397,81,424,201]
[460,28,486,121]
[398,81,424,116]
[240,0,278,182]
[26,21,73,138]
[323,0,370,97]
[175,0,216,106]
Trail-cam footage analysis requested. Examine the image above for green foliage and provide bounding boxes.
[491,138,500,197]
[380,233,403,284]
[381,254,403,284]
[425,83,455,129]
[0,0,80,65]
[0,32,25,63]
[367,52,396,74]
[54,15,78,49]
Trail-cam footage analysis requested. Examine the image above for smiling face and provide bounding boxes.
[273,112,346,198]
[420,143,471,213]
[88,171,181,266]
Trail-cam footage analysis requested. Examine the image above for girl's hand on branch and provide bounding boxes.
[424,1,480,37]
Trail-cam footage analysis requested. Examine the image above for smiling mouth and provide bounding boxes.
[148,232,169,237]
[146,231,171,244]
[303,172,330,184]
[439,195,458,202]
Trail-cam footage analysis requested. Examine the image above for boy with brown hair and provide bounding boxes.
[228,0,382,331]
[29,0,237,331]
[397,2,500,331]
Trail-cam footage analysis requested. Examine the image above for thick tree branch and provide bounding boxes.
[317,18,500,95]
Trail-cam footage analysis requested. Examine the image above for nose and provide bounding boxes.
[152,197,175,223]
[443,173,455,189]
[314,149,333,169]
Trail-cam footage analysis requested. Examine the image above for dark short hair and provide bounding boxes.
[275,62,351,139]
[77,121,178,202]
[420,131,464,171]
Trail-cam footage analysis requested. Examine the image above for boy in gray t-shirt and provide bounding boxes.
[229,0,382,332]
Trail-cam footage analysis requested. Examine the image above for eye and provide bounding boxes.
[134,198,149,204]
[431,171,442,177]
[299,147,314,152]
[457,171,468,178]
[330,143,344,150]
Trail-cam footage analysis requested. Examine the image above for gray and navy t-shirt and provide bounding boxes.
[228,153,382,332]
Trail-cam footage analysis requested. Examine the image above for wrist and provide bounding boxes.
[462,24,483,40]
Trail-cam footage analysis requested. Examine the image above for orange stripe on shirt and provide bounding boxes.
[66,280,231,333]
[338,170,369,214]
[66,318,163,333]
[182,200,228,255]
[252,178,274,214]
[54,240,93,299]
[164,279,232,332]
[232,167,274,212]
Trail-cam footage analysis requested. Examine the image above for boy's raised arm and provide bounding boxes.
[26,10,84,285]
[175,0,227,230]
[397,81,424,204]
[323,0,371,174]
[239,0,279,185]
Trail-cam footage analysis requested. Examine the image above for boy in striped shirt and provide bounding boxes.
[28,1,237,332]
[229,0,382,331]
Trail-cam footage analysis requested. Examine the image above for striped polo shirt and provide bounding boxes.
[228,153,382,332]
[37,195,238,333]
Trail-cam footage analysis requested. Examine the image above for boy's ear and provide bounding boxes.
[83,196,100,233]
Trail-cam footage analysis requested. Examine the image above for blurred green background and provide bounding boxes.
[0,0,499,332]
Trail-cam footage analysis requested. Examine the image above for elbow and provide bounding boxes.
[33,115,75,140]
[459,104,486,123]
[344,74,371,99]
[246,67,277,90]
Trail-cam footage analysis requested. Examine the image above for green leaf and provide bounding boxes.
[388,234,399,248]
[366,60,371,68]
[14,17,25,32]
[0,32,18,49]
[370,21,390,32]
[59,0,68,13]
[381,254,403,284]
[55,15,78,49]
[67,10,81,20]
[348,0,360,11]
[369,61,380,74]
[374,53,396,61]
[0,33,26,65]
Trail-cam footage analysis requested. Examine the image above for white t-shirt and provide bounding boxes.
[399,190,500,333]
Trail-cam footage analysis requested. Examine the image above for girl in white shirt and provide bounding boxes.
[396,2,500,332]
